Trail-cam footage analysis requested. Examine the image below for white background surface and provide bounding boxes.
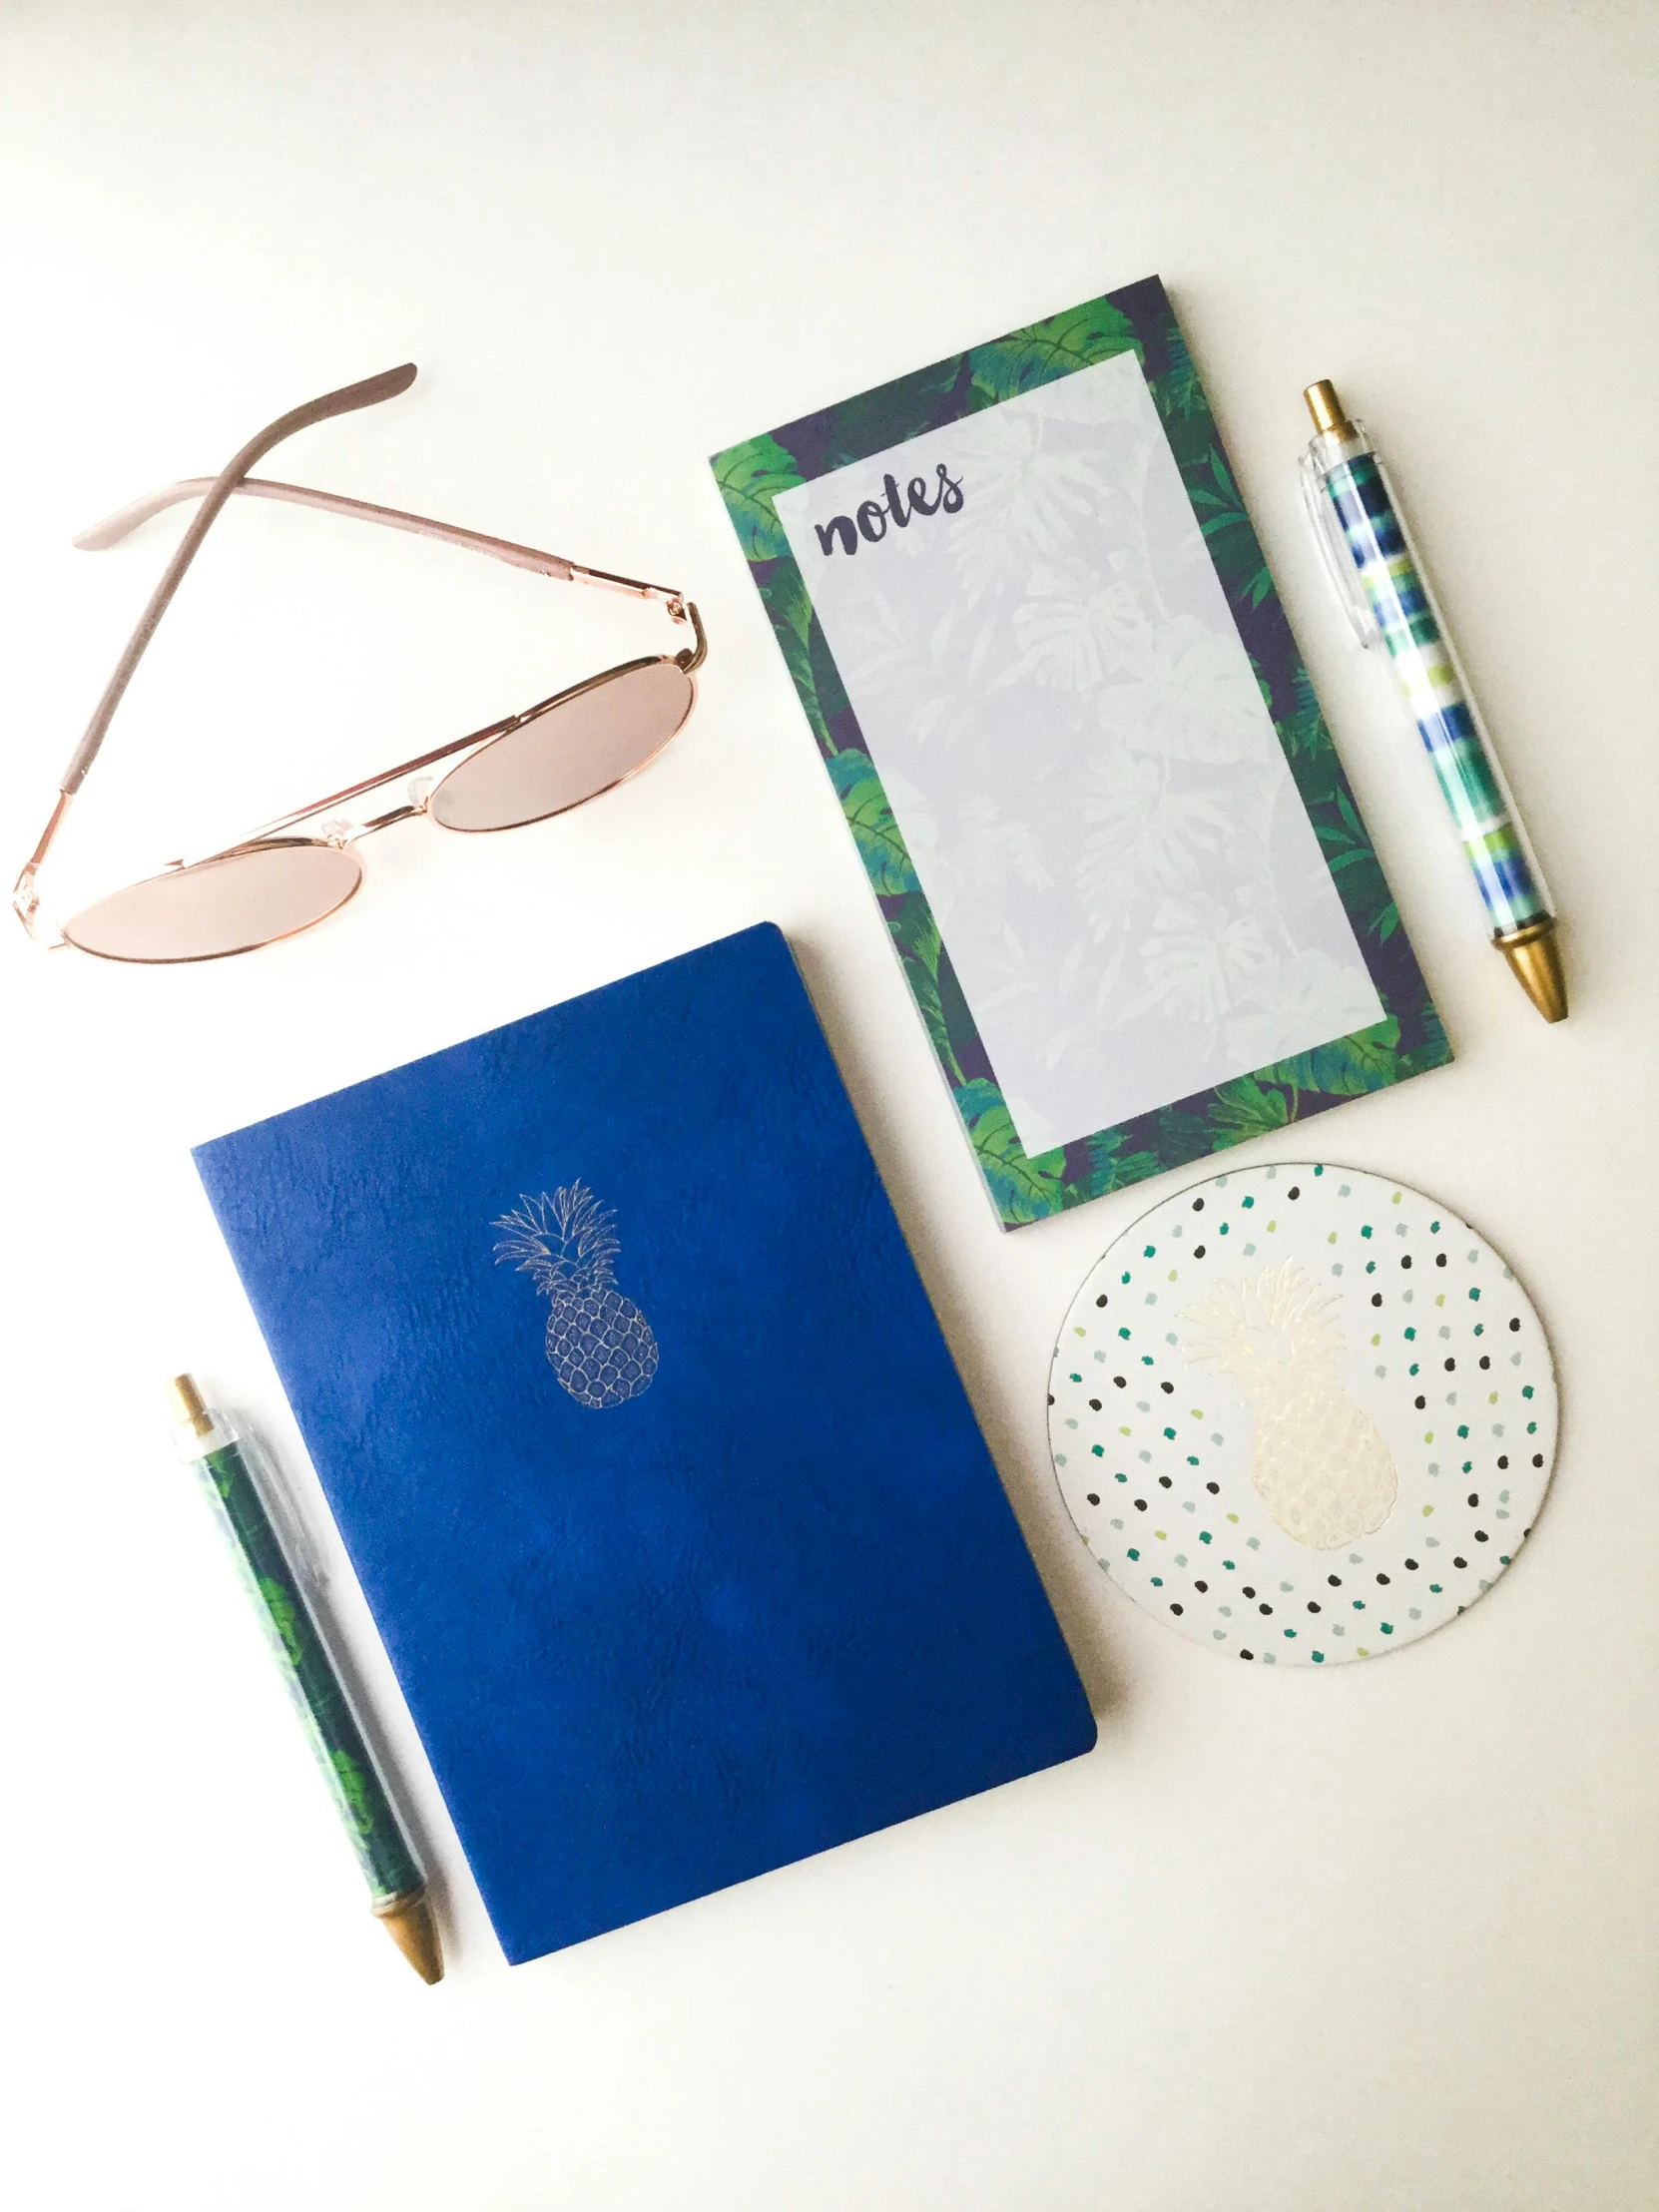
[2,5,1655,2206]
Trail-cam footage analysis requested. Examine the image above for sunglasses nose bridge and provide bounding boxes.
[347,800,427,842]
[337,775,437,845]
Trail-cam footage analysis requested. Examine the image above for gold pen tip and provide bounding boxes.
[1304,379,1355,438]
[164,1373,214,1435]
[374,1888,444,1984]
[1496,918,1569,1024]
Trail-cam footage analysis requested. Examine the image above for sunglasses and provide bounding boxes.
[12,363,705,963]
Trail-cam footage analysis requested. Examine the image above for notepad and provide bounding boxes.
[193,925,1096,1965]
[712,276,1451,1227]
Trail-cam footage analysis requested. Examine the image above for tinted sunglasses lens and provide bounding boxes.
[429,657,694,832]
[62,841,363,963]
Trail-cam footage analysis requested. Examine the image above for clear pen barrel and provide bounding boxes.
[174,1403,425,1907]
[1307,423,1552,940]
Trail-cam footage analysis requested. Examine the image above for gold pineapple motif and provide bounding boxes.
[1180,1260,1397,1549]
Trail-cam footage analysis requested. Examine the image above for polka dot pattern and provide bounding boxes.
[1046,1163,1558,1667]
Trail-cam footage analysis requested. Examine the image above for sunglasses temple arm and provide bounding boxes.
[61,367,417,800]
[13,364,417,938]
[79,477,695,623]
[76,475,582,583]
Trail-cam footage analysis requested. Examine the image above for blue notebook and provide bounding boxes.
[194,924,1095,1964]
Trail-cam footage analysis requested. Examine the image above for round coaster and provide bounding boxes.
[1047,1163,1557,1666]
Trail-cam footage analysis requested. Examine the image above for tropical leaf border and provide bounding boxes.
[710,276,1452,1228]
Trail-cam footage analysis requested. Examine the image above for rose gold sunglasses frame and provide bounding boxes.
[12,362,706,959]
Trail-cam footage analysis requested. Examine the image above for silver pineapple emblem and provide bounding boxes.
[493,1182,659,1408]
[1180,1260,1397,1550]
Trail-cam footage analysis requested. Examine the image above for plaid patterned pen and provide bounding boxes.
[1300,379,1565,1023]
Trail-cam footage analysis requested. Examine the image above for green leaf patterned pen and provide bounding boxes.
[1300,379,1566,1022]
[166,1374,442,1983]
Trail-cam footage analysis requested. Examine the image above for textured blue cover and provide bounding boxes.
[193,925,1096,1964]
